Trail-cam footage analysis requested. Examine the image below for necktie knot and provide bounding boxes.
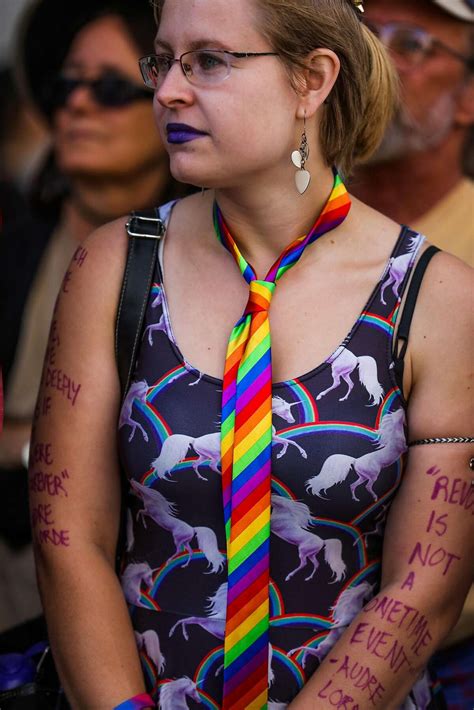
[244,279,275,316]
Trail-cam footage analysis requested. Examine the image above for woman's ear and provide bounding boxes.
[296,48,340,119]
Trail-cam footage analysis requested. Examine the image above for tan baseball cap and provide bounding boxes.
[432,0,474,21]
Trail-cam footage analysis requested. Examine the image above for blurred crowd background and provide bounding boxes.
[0,0,472,707]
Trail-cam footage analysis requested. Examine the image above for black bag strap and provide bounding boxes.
[115,208,165,401]
[393,245,440,382]
[114,208,164,570]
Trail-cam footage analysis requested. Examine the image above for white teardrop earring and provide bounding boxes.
[291,114,311,195]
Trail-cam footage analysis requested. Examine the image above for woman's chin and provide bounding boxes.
[169,161,240,190]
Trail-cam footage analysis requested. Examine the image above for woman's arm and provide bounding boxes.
[289,252,474,709]
[29,220,150,708]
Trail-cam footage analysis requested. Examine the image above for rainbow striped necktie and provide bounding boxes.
[215,170,351,709]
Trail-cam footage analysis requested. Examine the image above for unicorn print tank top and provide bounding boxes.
[118,202,442,709]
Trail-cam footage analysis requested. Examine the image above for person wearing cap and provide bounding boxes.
[352,1,474,707]
[0,0,188,632]
[352,0,474,266]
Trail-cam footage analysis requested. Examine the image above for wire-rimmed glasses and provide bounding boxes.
[365,20,474,72]
[139,49,279,90]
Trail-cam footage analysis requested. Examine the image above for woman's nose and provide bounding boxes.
[63,81,97,111]
[155,63,194,109]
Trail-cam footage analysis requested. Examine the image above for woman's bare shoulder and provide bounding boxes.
[410,246,472,338]
[81,215,129,270]
[64,216,130,309]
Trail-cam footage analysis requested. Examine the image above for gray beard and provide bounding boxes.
[367,92,458,165]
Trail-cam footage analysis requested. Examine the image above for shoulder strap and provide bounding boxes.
[114,208,164,571]
[115,208,165,401]
[393,245,440,382]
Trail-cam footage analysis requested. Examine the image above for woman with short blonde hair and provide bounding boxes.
[30,0,472,708]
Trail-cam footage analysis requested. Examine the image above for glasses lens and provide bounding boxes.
[94,74,143,107]
[388,28,426,60]
[49,77,80,108]
[140,55,171,89]
[185,50,230,86]
[368,23,428,67]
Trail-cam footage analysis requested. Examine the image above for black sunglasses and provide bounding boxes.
[47,71,153,110]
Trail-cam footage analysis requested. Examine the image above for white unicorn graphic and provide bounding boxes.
[272,425,308,460]
[316,347,384,405]
[145,314,168,346]
[151,425,309,482]
[272,395,301,424]
[271,495,346,583]
[126,509,135,552]
[289,581,373,667]
[119,380,149,442]
[169,583,226,641]
[135,629,166,674]
[272,396,308,459]
[131,480,225,573]
[121,562,157,608]
[380,235,421,306]
[268,643,276,686]
[159,677,201,710]
[151,432,221,481]
[306,408,406,502]
[151,288,163,309]
[168,584,276,686]
[358,504,389,548]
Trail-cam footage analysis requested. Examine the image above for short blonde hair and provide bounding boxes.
[152,0,398,175]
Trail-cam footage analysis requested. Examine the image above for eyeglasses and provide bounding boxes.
[365,21,474,71]
[139,49,279,90]
[48,71,153,110]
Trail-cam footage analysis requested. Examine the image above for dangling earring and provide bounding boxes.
[291,113,311,195]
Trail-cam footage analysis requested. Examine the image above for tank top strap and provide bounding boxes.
[368,226,425,324]
[150,199,179,294]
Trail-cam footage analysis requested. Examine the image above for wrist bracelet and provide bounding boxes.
[113,692,154,709]
[408,436,474,446]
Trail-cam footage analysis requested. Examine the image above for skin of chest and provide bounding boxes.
[162,224,396,384]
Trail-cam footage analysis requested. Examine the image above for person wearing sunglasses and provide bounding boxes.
[352,0,474,267]
[0,0,191,636]
[29,0,473,708]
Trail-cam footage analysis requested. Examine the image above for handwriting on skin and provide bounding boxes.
[326,655,385,706]
[30,444,70,547]
[431,475,474,513]
[32,442,54,466]
[354,595,433,660]
[30,467,69,498]
[36,528,70,547]
[408,542,461,575]
[44,368,81,406]
[402,466,469,593]
[316,681,360,710]
[31,503,55,527]
[32,501,70,549]
[45,319,60,366]
[35,395,52,419]
[62,246,88,294]
[349,622,413,673]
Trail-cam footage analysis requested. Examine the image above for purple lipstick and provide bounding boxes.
[166,122,207,144]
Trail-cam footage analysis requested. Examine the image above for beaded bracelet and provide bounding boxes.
[113,692,154,709]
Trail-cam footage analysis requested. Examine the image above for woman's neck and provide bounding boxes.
[214,162,339,277]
